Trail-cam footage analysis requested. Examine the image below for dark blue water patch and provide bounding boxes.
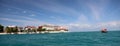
[0,31,120,46]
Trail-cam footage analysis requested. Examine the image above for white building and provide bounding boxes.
[41,25,68,31]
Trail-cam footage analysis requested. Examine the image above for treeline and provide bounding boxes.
[0,24,68,34]
[0,24,4,32]
[5,26,18,34]
[0,24,47,34]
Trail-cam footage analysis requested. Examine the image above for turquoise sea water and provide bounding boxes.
[0,31,120,46]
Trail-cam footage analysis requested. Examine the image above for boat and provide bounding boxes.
[101,28,107,33]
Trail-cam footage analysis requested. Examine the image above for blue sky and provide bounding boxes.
[0,0,120,32]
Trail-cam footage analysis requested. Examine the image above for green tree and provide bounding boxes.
[5,26,11,33]
[0,24,4,32]
[37,26,42,32]
[37,28,42,33]
[42,28,46,31]
[12,26,18,34]
[32,28,36,33]
[28,28,31,32]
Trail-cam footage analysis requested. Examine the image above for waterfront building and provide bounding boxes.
[38,24,68,33]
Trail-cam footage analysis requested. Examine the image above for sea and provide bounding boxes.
[0,31,120,46]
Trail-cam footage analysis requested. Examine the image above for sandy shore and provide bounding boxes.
[0,31,68,35]
[0,33,7,35]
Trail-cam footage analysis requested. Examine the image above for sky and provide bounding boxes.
[0,0,120,32]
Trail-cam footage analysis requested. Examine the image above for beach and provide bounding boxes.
[0,31,68,35]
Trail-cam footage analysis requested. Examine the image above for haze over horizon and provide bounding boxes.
[0,0,120,32]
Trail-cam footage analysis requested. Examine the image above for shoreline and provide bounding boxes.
[0,31,68,35]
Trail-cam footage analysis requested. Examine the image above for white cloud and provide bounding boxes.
[7,8,11,10]
[78,14,88,23]
[97,21,120,28]
[0,17,48,26]
[23,11,27,13]
[1,3,45,17]
[50,16,66,22]
[67,14,89,27]
[65,21,120,31]
[87,0,110,20]
[30,14,36,16]
[28,0,81,16]
[89,5,100,20]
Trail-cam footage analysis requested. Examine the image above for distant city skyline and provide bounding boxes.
[0,0,120,32]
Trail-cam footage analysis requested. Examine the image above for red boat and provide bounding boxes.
[101,28,107,33]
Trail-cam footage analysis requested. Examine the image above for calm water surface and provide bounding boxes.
[0,31,120,46]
